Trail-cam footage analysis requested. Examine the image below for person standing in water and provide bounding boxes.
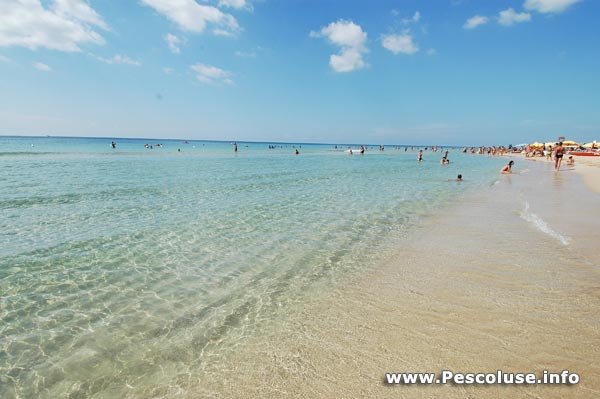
[554,141,565,171]
[234,142,238,153]
[295,148,299,155]
[111,141,116,149]
[418,149,423,161]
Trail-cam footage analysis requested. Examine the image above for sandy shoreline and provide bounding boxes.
[510,151,600,195]
[187,157,600,398]
[570,157,600,194]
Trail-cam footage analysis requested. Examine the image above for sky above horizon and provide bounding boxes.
[1,0,599,145]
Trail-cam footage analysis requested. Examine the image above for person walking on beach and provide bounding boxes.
[500,160,514,174]
[554,141,565,171]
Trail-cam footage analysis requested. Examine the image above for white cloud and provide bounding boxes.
[329,48,366,73]
[381,33,419,55]
[498,8,532,26]
[213,28,235,37]
[190,63,233,85]
[524,0,581,14]
[463,15,489,29]
[165,33,181,54]
[310,20,368,73]
[0,0,108,52]
[235,50,256,58]
[218,0,251,10]
[52,0,109,31]
[33,62,51,71]
[140,0,240,36]
[163,67,174,74]
[94,54,141,66]
[402,11,421,24]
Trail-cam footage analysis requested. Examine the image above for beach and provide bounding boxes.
[185,156,600,398]
[3,0,598,396]
[568,157,600,195]
[1,138,599,398]
[512,150,600,195]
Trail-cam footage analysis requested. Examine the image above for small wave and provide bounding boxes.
[520,201,570,245]
[492,180,500,186]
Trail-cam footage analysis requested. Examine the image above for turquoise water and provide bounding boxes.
[0,136,504,397]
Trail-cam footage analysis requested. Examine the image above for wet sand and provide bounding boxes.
[187,159,600,398]
[515,151,600,195]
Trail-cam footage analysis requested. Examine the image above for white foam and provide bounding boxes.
[520,201,570,245]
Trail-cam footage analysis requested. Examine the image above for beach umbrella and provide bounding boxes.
[583,141,598,148]
[561,140,579,146]
[530,142,544,148]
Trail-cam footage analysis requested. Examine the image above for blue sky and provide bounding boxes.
[0,0,598,145]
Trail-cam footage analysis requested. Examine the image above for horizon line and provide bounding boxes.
[0,134,513,148]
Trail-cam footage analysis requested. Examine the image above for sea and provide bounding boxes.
[0,136,520,397]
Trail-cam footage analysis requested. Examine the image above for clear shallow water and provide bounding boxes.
[0,136,505,398]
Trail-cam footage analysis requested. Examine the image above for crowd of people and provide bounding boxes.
[522,141,572,171]
[110,139,583,176]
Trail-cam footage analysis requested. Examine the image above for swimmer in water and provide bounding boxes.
[295,148,299,155]
[456,174,463,181]
[500,160,514,174]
